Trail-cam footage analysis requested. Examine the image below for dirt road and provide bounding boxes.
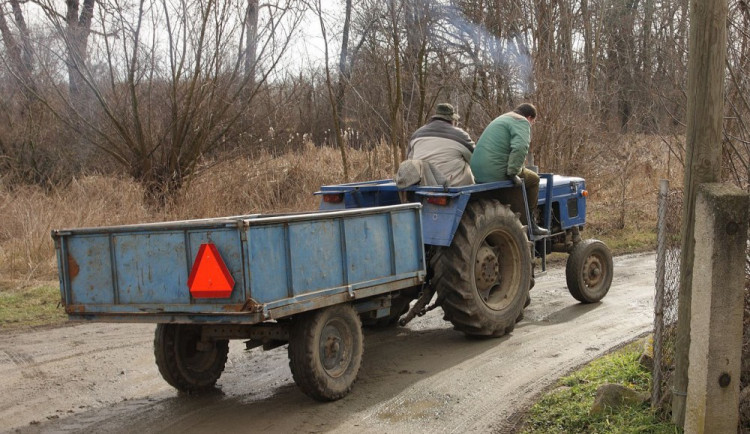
[1,252,655,433]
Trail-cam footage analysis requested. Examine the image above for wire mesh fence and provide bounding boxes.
[652,180,683,410]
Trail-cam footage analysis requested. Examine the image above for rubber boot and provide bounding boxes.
[530,220,550,236]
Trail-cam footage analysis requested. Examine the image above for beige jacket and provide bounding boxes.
[407,118,475,186]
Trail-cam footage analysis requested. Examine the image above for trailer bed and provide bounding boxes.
[53,204,426,324]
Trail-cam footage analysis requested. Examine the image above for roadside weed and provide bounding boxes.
[521,341,678,433]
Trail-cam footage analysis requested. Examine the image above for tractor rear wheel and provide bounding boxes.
[565,239,613,303]
[431,200,532,337]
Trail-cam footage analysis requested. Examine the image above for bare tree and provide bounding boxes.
[23,0,304,203]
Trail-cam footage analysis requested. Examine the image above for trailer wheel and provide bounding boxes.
[431,200,532,337]
[154,324,229,392]
[288,304,363,401]
[566,239,613,303]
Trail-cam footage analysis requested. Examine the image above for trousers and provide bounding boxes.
[518,167,540,215]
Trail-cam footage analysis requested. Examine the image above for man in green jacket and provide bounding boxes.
[470,103,549,236]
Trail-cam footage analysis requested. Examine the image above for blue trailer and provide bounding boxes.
[53,204,426,400]
[52,173,612,401]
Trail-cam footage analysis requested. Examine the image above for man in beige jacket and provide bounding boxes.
[406,103,475,186]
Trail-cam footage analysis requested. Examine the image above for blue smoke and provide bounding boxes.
[437,2,533,95]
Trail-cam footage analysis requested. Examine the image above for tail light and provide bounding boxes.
[426,196,449,206]
[323,193,344,203]
[581,190,589,197]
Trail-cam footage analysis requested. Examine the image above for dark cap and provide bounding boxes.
[433,103,459,121]
[514,103,537,119]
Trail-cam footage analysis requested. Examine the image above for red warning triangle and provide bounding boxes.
[188,243,235,298]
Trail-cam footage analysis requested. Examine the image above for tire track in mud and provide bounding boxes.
[0,342,146,374]
[2,349,45,380]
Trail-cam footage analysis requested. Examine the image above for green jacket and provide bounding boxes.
[470,111,530,182]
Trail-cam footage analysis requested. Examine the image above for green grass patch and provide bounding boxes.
[0,283,67,330]
[520,340,678,434]
[585,204,658,255]
[597,229,657,255]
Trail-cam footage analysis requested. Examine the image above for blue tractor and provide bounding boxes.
[316,173,614,337]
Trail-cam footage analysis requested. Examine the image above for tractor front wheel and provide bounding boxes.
[565,239,613,303]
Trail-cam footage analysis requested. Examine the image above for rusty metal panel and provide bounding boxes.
[114,232,190,305]
[66,235,115,305]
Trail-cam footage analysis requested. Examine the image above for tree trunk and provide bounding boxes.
[244,0,259,90]
[404,0,428,128]
[0,8,24,78]
[66,0,96,102]
[335,0,352,142]
[581,0,594,99]
[389,0,404,168]
[0,4,34,97]
[317,0,349,181]
[9,0,32,74]
[557,0,574,86]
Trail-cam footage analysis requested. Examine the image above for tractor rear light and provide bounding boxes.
[581,190,589,197]
[426,196,449,206]
[323,193,344,203]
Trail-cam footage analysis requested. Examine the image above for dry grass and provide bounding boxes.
[0,175,152,282]
[0,137,671,283]
[177,142,395,218]
[0,143,397,281]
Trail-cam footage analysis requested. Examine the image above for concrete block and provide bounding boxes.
[685,183,749,434]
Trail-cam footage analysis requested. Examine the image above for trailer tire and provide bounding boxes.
[431,200,532,337]
[154,324,229,392]
[566,239,613,303]
[288,304,363,401]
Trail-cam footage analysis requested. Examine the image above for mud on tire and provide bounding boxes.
[154,324,229,392]
[431,200,532,337]
[288,304,363,401]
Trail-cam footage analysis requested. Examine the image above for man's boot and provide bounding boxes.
[530,220,550,236]
[529,209,550,236]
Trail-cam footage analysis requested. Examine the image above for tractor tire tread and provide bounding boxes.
[430,200,531,337]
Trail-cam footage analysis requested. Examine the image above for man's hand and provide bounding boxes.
[512,175,523,187]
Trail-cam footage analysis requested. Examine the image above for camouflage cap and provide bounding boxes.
[433,103,459,121]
